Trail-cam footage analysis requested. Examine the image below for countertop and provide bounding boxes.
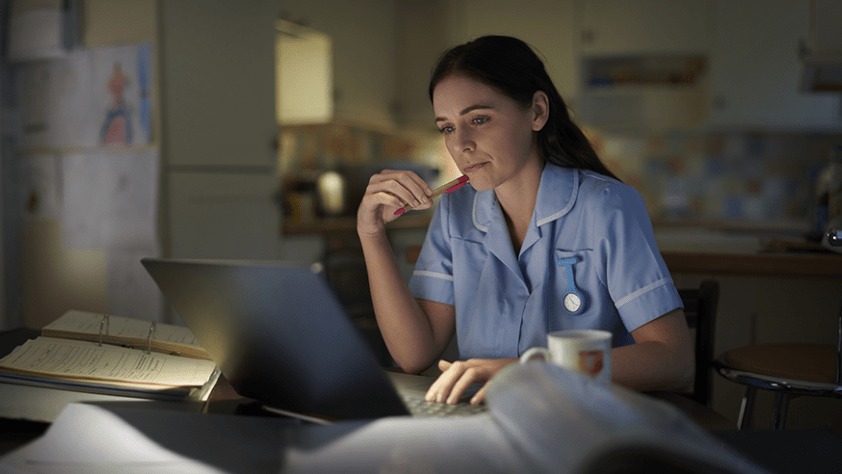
[654,229,842,277]
[284,217,842,277]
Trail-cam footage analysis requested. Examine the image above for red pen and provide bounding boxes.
[394,175,469,216]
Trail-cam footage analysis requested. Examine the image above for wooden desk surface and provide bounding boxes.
[0,327,735,457]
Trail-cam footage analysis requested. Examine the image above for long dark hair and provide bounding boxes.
[429,35,620,181]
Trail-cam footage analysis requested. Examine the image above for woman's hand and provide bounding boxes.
[357,169,433,237]
[425,358,517,406]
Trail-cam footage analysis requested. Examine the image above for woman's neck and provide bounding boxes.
[495,159,544,254]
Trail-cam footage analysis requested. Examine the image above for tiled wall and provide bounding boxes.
[279,122,841,228]
[589,129,842,227]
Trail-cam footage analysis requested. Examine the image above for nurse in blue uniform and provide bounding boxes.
[357,36,693,406]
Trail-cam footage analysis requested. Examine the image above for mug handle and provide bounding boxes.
[520,347,551,364]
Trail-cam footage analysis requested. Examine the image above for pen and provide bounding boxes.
[394,175,469,216]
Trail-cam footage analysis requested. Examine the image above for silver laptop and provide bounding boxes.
[140,258,484,421]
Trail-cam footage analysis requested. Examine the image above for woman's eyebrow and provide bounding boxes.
[435,104,493,123]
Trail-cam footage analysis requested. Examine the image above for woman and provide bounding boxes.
[357,36,693,406]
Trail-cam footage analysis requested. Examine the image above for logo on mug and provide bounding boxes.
[578,350,604,376]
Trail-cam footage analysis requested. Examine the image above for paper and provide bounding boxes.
[0,337,215,387]
[16,42,153,150]
[0,364,770,474]
[19,154,62,219]
[0,404,231,474]
[283,415,527,473]
[485,363,769,474]
[106,248,164,322]
[62,149,159,250]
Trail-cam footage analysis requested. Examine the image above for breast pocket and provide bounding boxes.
[554,249,594,317]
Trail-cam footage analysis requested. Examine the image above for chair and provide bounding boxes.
[714,287,842,430]
[677,280,720,407]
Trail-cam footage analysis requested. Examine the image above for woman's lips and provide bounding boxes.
[464,163,485,173]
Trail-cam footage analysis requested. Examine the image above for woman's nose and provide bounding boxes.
[453,127,475,153]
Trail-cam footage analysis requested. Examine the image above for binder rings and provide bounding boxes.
[0,310,219,401]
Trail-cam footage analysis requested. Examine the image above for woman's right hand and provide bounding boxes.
[357,169,433,237]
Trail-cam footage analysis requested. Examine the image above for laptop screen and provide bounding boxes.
[141,258,408,419]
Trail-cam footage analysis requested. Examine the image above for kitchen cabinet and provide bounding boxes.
[450,0,579,107]
[159,0,278,169]
[393,0,454,130]
[276,20,332,125]
[574,0,710,131]
[576,0,710,56]
[279,0,398,130]
[159,0,281,263]
[577,55,708,131]
[706,0,841,130]
[395,0,579,130]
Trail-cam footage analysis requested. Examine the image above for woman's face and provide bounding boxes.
[432,74,546,192]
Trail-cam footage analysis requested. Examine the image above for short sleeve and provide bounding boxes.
[592,183,682,332]
[407,197,456,306]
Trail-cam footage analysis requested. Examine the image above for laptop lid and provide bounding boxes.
[140,258,409,420]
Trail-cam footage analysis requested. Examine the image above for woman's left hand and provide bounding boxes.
[425,358,517,405]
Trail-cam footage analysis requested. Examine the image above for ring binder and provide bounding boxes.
[98,314,110,346]
[35,310,211,360]
[146,321,157,354]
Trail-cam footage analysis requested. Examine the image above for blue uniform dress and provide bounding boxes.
[408,163,683,360]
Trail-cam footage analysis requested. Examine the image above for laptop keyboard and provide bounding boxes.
[401,394,488,417]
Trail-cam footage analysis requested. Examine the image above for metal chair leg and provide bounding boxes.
[737,386,755,430]
[771,392,792,430]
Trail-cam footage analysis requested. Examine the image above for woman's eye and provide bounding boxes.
[439,126,455,134]
[472,116,488,125]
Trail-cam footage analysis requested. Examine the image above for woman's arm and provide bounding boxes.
[357,170,456,374]
[423,308,693,405]
[611,308,694,392]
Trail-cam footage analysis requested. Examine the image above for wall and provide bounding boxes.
[4,0,158,329]
[592,129,842,227]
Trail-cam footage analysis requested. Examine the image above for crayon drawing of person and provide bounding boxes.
[101,62,133,145]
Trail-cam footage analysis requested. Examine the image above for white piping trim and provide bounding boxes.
[615,278,671,308]
[412,270,454,281]
[537,169,577,226]
[472,193,488,232]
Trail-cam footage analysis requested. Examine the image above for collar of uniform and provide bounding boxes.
[470,162,579,233]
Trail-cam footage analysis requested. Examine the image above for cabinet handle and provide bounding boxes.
[797,38,811,60]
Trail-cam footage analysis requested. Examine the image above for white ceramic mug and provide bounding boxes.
[519,330,612,384]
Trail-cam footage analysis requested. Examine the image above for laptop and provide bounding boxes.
[140,258,484,421]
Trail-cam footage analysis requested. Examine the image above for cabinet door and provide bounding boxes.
[167,172,281,260]
[578,0,709,55]
[707,0,841,129]
[159,0,278,168]
[453,0,578,105]
[281,0,397,130]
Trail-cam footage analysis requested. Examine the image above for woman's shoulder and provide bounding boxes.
[574,169,646,213]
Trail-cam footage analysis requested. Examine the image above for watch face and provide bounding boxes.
[564,293,581,313]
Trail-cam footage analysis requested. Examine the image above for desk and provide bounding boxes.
[1,327,838,474]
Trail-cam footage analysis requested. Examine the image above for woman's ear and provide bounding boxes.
[531,90,550,131]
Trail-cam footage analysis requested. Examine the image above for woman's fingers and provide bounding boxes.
[368,170,432,210]
[424,358,516,405]
[358,169,433,234]
[424,360,486,405]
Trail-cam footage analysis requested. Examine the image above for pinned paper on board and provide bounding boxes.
[17,42,153,150]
